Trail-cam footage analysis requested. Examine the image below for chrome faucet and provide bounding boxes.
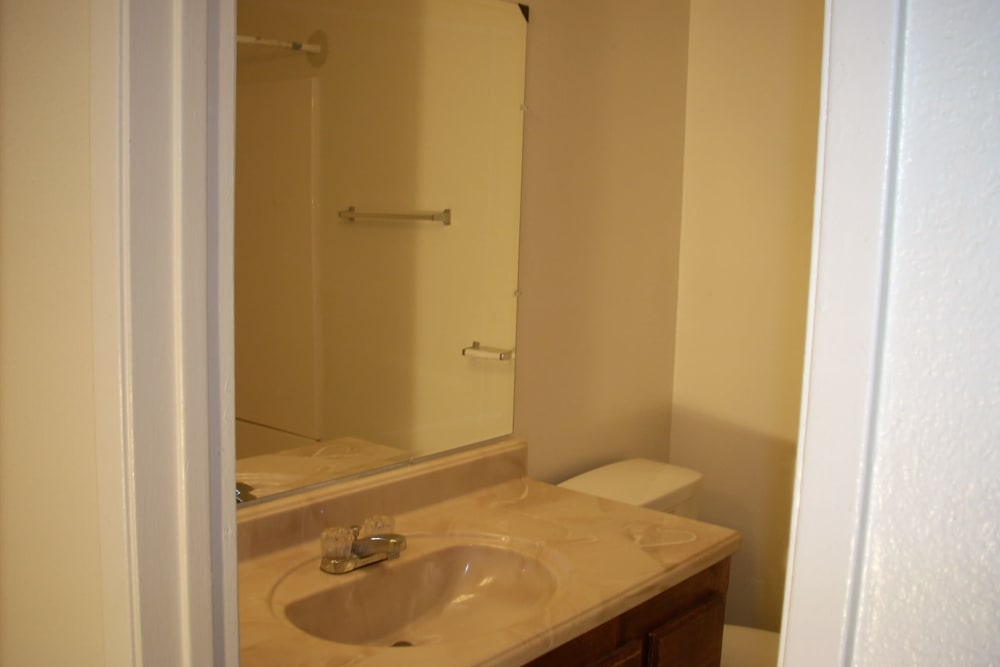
[320,515,407,574]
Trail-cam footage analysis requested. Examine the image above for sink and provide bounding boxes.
[273,536,560,647]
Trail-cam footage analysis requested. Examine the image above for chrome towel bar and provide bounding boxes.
[338,206,452,226]
[237,34,322,54]
[462,341,514,361]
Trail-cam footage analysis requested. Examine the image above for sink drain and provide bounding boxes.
[391,641,414,648]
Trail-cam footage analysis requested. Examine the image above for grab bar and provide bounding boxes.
[338,206,452,226]
[462,341,514,361]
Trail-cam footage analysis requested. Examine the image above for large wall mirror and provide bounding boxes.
[235,0,528,502]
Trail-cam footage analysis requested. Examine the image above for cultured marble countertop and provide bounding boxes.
[239,475,741,666]
[237,438,410,501]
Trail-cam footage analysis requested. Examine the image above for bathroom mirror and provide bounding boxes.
[234,0,528,502]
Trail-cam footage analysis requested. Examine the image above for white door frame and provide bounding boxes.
[95,0,898,664]
[781,0,903,664]
[92,0,238,664]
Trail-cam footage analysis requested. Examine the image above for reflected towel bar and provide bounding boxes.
[237,34,322,54]
[462,341,515,361]
[338,206,452,226]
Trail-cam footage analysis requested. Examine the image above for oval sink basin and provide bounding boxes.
[278,540,558,647]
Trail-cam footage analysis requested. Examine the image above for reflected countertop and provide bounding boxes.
[236,437,410,501]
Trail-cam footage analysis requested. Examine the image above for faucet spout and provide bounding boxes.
[352,533,407,559]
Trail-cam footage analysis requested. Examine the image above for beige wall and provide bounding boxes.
[0,2,107,664]
[515,0,691,482]
[515,0,821,632]
[317,0,526,455]
[670,0,823,630]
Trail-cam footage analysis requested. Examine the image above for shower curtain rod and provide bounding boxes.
[237,34,322,55]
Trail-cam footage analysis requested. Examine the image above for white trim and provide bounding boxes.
[209,0,241,660]
[173,0,214,657]
[94,0,238,664]
[91,0,141,663]
[780,0,905,664]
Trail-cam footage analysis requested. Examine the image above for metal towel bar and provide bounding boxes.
[338,206,452,226]
[237,34,322,54]
[462,341,514,361]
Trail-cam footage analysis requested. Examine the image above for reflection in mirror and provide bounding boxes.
[235,0,528,502]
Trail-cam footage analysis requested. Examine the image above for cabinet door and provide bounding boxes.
[647,593,725,667]
[589,639,643,667]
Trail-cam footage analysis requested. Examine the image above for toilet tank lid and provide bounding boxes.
[558,459,703,509]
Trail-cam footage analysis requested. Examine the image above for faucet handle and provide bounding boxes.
[320,526,355,561]
[359,514,395,537]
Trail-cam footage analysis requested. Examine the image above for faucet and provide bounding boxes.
[320,515,407,574]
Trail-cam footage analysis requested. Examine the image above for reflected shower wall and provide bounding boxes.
[235,0,526,464]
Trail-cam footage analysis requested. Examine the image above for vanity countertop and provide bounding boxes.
[238,441,740,667]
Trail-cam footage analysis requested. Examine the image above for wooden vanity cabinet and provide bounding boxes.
[525,558,730,667]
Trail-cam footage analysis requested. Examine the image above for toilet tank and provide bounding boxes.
[558,459,703,518]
